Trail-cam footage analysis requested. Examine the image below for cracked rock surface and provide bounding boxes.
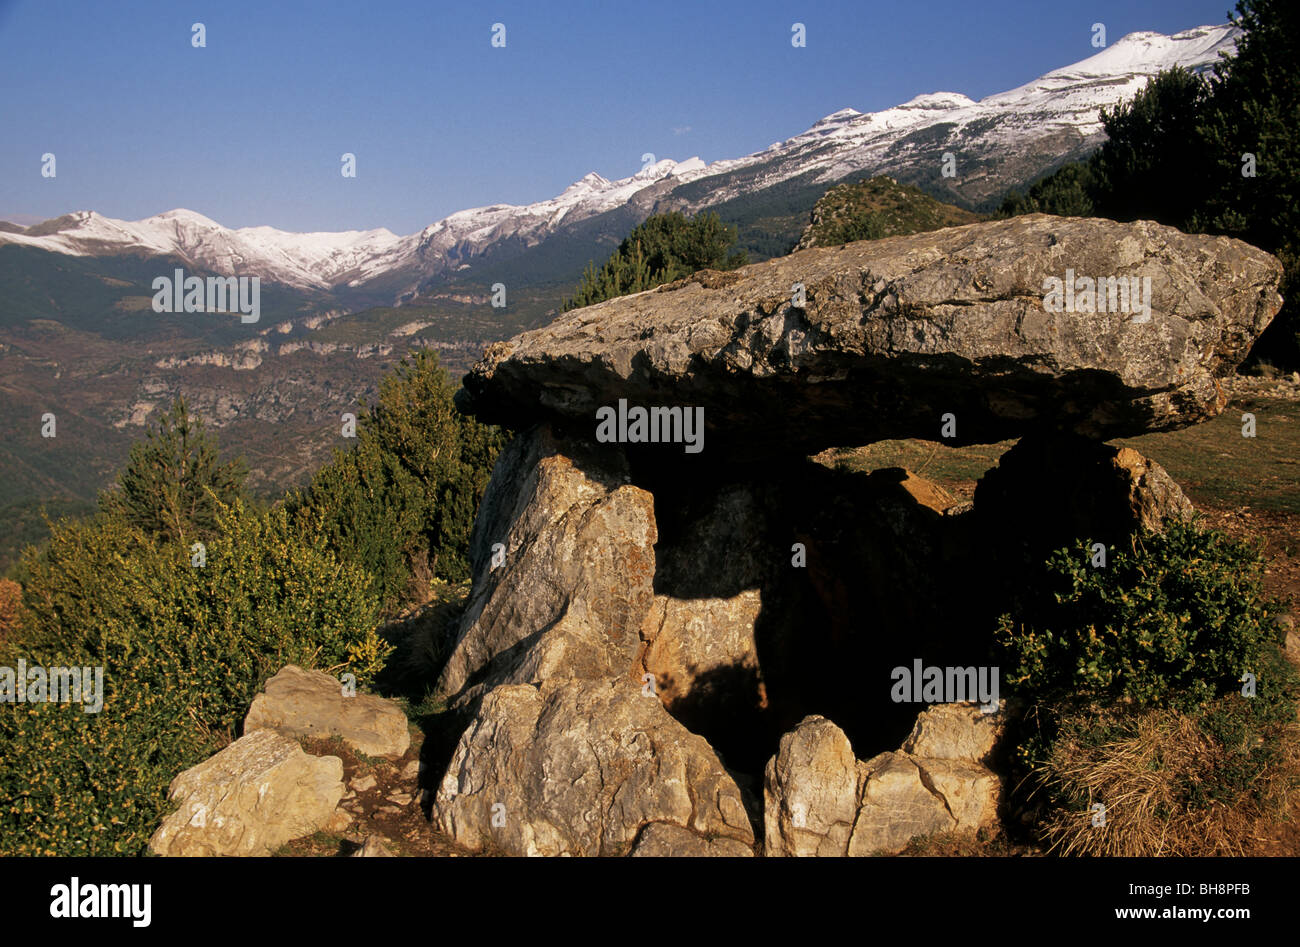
[148,729,344,857]
[436,426,657,706]
[461,215,1282,458]
[766,706,1005,856]
[432,679,754,856]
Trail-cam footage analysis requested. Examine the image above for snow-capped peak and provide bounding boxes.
[976,22,1237,137]
[897,92,976,110]
[147,208,223,227]
[813,107,863,125]
[562,171,611,195]
[1038,23,1235,83]
[0,206,406,290]
[0,23,1242,297]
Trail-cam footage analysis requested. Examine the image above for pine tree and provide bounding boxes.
[563,211,747,311]
[1195,0,1300,251]
[98,396,246,547]
[1092,66,1210,227]
[288,349,506,609]
[997,160,1099,218]
[1194,0,1300,361]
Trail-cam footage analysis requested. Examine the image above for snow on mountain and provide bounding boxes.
[362,156,710,290]
[661,24,1239,206]
[0,157,709,292]
[0,24,1239,294]
[978,23,1237,135]
[0,208,403,290]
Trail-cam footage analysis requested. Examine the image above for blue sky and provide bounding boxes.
[0,0,1235,234]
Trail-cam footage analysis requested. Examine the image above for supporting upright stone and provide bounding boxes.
[436,425,657,706]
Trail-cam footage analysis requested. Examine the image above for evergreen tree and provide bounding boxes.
[288,348,505,610]
[1092,66,1210,226]
[997,160,1098,218]
[1194,0,1300,361]
[564,211,747,311]
[1195,0,1300,253]
[996,69,1206,223]
[98,396,246,547]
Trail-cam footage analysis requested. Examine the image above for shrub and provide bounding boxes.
[997,517,1298,856]
[1192,643,1300,807]
[0,659,214,856]
[14,513,184,662]
[995,519,1282,711]
[188,500,389,690]
[0,501,386,855]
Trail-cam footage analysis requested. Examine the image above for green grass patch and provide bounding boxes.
[1117,398,1300,514]
[818,396,1300,515]
[819,438,1014,498]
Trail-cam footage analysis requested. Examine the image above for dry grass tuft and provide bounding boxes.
[1035,704,1300,856]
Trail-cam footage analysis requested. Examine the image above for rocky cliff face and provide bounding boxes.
[428,216,1282,856]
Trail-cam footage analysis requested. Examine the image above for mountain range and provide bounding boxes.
[1,24,1237,301]
[0,23,1240,571]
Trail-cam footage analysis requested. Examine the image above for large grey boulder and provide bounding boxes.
[436,426,657,705]
[460,216,1282,458]
[148,729,344,857]
[244,664,410,759]
[432,679,754,856]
